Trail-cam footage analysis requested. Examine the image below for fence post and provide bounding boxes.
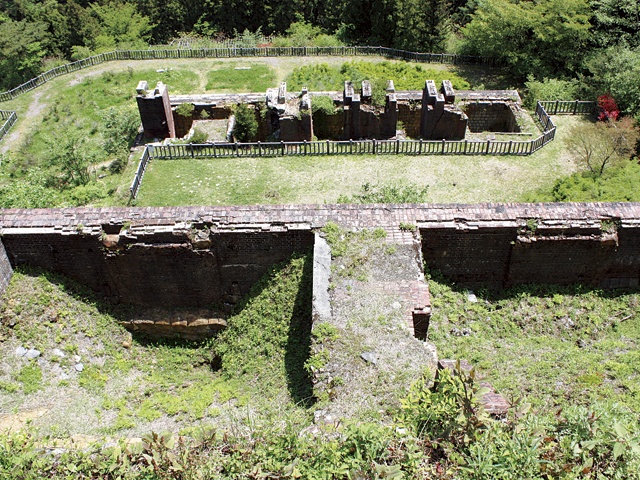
[281,140,285,156]
[464,140,467,154]
[213,143,217,158]
[442,138,446,154]
[486,139,490,155]
[396,139,400,154]
[326,139,330,154]
[573,100,578,115]
[554,100,559,115]
[508,140,512,155]
[373,139,376,154]
[190,143,194,158]
[419,139,422,155]
[258,141,262,157]
[236,142,240,157]
[530,139,534,154]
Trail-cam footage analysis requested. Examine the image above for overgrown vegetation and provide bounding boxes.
[232,103,258,142]
[205,62,276,92]
[336,182,429,204]
[286,61,470,92]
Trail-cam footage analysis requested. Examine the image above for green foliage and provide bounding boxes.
[582,46,640,119]
[190,127,208,143]
[399,222,417,232]
[15,363,43,395]
[399,365,492,445]
[78,365,109,393]
[90,1,153,51]
[287,61,470,92]
[460,0,591,80]
[337,182,428,204]
[43,127,96,187]
[175,103,194,118]
[564,118,639,175]
[311,95,337,116]
[524,77,581,110]
[232,103,258,142]
[0,168,60,209]
[99,105,140,157]
[214,252,313,403]
[525,161,640,202]
[205,63,276,92]
[0,19,47,90]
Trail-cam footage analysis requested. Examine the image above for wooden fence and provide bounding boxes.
[129,102,559,199]
[538,100,596,115]
[0,111,17,144]
[0,46,495,103]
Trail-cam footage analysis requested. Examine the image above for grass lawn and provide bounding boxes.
[134,115,581,206]
[427,270,640,413]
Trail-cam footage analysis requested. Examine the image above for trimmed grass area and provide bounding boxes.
[134,115,580,206]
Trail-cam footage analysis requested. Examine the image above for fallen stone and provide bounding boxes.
[74,363,84,372]
[15,346,28,357]
[361,351,378,365]
[73,355,81,363]
[391,301,401,310]
[25,349,41,359]
[52,348,65,358]
[467,291,478,303]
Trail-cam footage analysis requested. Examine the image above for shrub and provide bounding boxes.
[311,95,336,116]
[175,103,195,118]
[232,103,258,142]
[524,77,581,109]
[190,127,208,143]
[337,182,428,204]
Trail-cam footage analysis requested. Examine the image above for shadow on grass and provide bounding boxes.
[218,250,315,407]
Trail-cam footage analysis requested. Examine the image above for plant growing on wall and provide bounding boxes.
[232,103,258,142]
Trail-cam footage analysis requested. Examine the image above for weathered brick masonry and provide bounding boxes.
[0,203,639,306]
[0,239,12,296]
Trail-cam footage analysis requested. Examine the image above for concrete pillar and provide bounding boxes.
[441,80,455,103]
[361,80,372,104]
[383,93,398,138]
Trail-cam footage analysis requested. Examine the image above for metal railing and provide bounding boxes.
[0,111,17,143]
[538,100,597,115]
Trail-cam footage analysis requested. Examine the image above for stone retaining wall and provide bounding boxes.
[1,203,638,305]
[0,239,12,297]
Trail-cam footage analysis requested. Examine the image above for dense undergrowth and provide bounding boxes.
[2,255,640,477]
[523,160,640,203]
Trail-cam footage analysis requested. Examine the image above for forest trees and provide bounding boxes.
[460,0,592,79]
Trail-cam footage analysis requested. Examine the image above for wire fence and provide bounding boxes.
[129,101,560,199]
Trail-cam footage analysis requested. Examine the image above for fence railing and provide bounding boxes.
[538,100,597,115]
[0,46,497,103]
[0,110,17,144]
[129,145,152,199]
[128,100,561,199]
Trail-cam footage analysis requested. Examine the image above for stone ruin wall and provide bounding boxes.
[1,202,639,309]
[463,101,521,133]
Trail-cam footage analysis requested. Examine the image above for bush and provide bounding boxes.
[523,161,640,203]
[337,182,428,204]
[190,127,208,143]
[311,95,336,116]
[524,77,581,109]
[232,103,258,142]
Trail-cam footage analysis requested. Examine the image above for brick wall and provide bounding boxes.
[1,203,639,307]
[0,239,13,298]
[463,101,520,133]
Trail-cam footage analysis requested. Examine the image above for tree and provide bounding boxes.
[232,104,258,142]
[565,117,639,175]
[100,105,140,157]
[589,0,640,49]
[0,19,47,90]
[90,1,153,49]
[460,0,591,80]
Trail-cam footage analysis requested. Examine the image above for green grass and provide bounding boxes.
[426,269,640,413]
[134,116,579,206]
[0,255,312,436]
[286,60,471,91]
[205,62,276,92]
